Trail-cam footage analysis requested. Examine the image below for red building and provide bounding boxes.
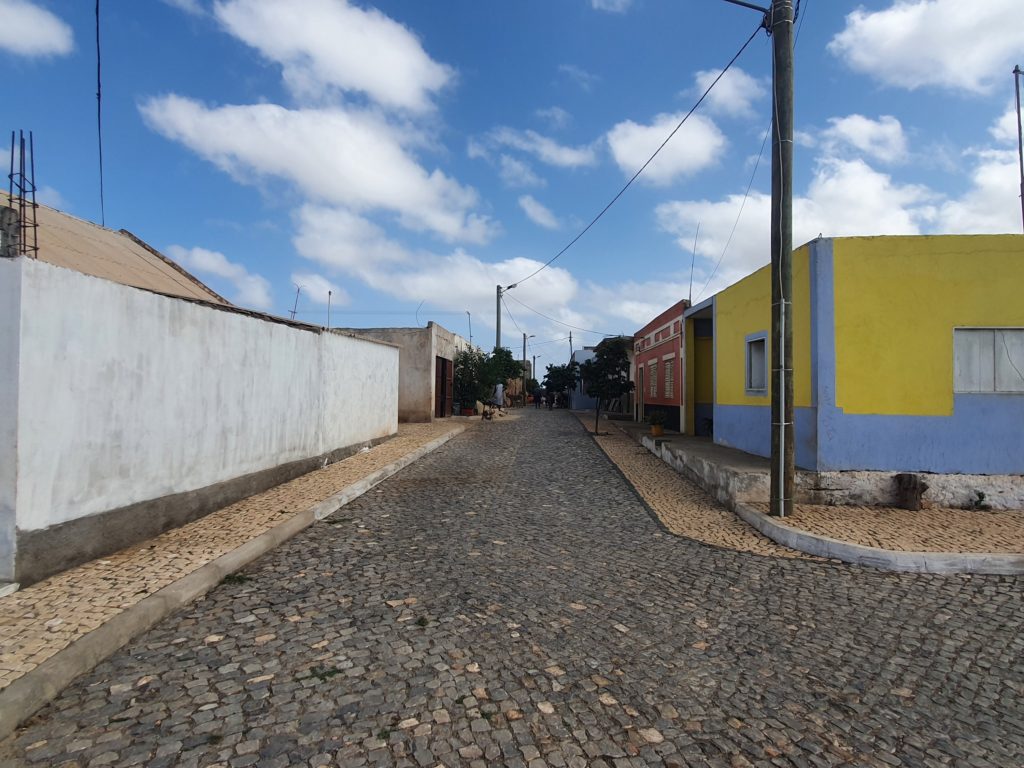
[633,299,688,432]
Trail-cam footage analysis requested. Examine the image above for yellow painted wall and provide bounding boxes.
[833,235,1024,416]
[714,245,812,407]
[684,320,695,433]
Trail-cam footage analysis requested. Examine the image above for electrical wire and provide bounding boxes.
[501,295,524,336]
[511,21,766,288]
[95,0,106,227]
[694,121,770,303]
[695,0,809,304]
[503,292,620,337]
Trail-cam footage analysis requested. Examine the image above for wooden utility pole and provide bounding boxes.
[1014,65,1024,233]
[769,0,794,517]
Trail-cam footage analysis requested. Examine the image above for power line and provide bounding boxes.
[512,21,765,288]
[95,0,106,226]
[694,0,809,303]
[501,295,524,336]
[694,120,770,303]
[503,292,620,337]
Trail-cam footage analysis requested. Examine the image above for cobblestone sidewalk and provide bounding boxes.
[0,421,467,694]
[574,413,806,558]
[751,503,1024,553]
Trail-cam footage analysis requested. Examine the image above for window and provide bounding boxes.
[649,361,658,397]
[954,329,1024,393]
[664,359,674,399]
[745,336,767,393]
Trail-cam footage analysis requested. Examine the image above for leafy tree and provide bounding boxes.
[484,346,524,393]
[454,348,489,407]
[542,361,579,404]
[580,336,634,432]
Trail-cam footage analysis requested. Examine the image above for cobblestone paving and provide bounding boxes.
[4,410,1023,767]
[0,421,465,693]
[749,504,1024,554]
[574,414,805,559]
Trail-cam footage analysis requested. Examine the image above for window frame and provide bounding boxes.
[954,327,1024,395]
[745,332,768,395]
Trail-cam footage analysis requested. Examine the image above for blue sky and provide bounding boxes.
[3,0,1022,363]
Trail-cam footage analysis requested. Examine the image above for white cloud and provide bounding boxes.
[166,244,273,309]
[536,106,571,130]
[591,0,632,13]
[606,112,727,185]
[490,127,598,168]
[518,195,560,230]
[585,279,692,327]
[828,0,1024,94]
[937,149,1022,233]
[161,0,204,15]
[294,205,588,338]
[35,185,67,209]
[990,104,1019,145]
[213,0,452,112]
[291,272,349,306]
[559,64,599,92]
[656,158,937,297]
[0,0,73,57]
[692,67,766,119]
[499,156,545,188]
[140,95,495,244]
[821,115,909,164]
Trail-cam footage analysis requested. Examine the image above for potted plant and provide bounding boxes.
[648,409,667,437]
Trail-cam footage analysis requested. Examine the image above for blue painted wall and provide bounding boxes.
[714,404,818,470]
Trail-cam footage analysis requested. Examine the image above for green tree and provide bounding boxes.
[580,336,634,432]
[484,346,524,393]
[453,348,489,408]
[542,361,579,404]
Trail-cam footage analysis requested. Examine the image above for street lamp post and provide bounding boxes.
[495,283,517,350]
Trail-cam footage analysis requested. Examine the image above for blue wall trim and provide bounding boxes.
[817,394,1024,474]
[715,404,818,469]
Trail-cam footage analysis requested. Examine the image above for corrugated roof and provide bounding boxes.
[1,193,228,305]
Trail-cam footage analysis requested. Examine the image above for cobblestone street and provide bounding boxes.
[3,410,1022,767]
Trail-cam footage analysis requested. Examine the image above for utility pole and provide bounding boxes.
[327,289,332,329]
[1014,65,1024,233]
[769,0,794,518]
[523,332,528,403]
[466,310,473,348]
[495,283,517,350]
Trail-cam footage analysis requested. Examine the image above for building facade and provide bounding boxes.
[633,300,689,431]
[687,234,1024,474]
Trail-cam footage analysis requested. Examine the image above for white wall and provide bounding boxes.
[11,259,397,534]
[0,259,21,581]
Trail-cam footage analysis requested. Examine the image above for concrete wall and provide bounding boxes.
[3,258,398,583]
[0,259,21,582]
[351,323,468,422]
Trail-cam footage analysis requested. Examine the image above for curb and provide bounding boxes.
[733,502,1024,575]
[0,425,467,741]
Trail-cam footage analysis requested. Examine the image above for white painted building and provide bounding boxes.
[344,323,471,422]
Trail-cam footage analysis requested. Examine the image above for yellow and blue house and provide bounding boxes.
[683,234,1024,474]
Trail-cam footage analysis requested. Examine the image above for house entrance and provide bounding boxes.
[434,356,453,418]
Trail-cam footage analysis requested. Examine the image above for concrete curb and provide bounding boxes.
[0,425,467,741]
[734,502,1024,575]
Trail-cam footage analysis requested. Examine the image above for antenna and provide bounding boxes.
[290,284,302,320]
[5,130,39,259]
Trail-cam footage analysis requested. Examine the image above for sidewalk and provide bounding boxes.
[0,419,470,737]
[591,414,1024,571]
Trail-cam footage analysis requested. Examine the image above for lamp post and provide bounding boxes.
[496,283,517,350]
[466,310,472,348]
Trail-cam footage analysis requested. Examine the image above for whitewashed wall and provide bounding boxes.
[9,258,398,535]
[0,259,21,581]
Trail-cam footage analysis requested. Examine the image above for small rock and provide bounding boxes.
[638,728,664,744]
